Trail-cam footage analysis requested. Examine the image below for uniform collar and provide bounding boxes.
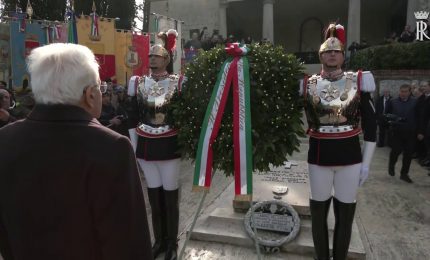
[320,69,343,81]
[27,104,96,123]
[150,71,169,81]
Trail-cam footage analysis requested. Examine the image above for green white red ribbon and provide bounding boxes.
[90,12,99,38]
[193,43,253,201]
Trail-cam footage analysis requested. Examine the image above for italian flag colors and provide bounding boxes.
[193,46,253,202]
[90,12,99,38]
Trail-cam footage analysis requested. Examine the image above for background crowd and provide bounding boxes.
[377,81,430,181]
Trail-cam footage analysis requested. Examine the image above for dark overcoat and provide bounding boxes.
[0,104,153,260]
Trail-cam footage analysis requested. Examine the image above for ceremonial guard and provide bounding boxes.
[127,29,182,260]
[302,23,377,260]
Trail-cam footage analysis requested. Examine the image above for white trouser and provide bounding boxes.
[308,163,361,203]
[137,158,180,190]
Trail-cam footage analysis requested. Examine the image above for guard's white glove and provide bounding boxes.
[359,141,376,186]
[128,128,138,153]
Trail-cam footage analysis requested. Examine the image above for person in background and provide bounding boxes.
[184,31,202,50]
[375,89,392,147]
[386,84,417,183]
[99,87,119,127]
[0,81,17,112]
[399,25,415,43]
[0,43,153,259]
[112,85,129,137]
[0,80,7,89]
[414,82,430,161]
[0,89,16,128]
[417,81,430,165]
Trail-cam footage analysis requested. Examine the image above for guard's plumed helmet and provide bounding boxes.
[150,29,178,60]
[319,23,346,54]
[150,29,178,73]
[149,45,169,58]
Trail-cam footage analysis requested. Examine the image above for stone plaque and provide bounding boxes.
[251,212,294,233]
[253,161,311,216]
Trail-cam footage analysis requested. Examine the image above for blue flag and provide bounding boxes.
[10,20,47,88]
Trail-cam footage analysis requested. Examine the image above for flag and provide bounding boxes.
[10,20,47,88]
[0,23,10,83]
[131,33,150,76]
[67,9,78,43]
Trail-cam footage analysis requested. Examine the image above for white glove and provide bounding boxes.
[128,128,138,153]
[360,141,376,186]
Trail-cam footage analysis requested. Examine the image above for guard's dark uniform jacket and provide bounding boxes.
[303,71,377,166]
[127,74,183,161]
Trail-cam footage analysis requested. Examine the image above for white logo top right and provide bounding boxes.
[415,11,430,41]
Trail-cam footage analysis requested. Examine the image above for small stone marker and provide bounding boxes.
[283,161,298,169]
[273,185,289,196]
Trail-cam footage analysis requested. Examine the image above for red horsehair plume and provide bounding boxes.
[166,29,178,53]
[323,23,346,46]
[335,24,346,46]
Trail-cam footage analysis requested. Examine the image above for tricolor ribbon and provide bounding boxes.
[90,12,99,38]
[193,43,253,202]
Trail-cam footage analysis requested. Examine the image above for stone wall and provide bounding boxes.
[373,70,430,98]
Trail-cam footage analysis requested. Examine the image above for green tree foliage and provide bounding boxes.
[348,42,430,70]
[2,0,66,21]
[74,0,135,30]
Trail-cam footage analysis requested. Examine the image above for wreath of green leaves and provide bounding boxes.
[167,43,305,175]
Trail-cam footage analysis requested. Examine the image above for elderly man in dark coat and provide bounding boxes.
[0,43,153,260]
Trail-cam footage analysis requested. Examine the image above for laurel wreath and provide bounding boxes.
[167,43,305,175]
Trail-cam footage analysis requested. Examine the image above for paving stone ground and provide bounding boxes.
[1,138,428,260]
[161,139,430,260]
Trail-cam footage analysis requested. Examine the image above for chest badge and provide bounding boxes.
[149,82,165,97]
[320,83,340,102]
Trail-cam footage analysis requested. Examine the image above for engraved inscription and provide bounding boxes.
[251,212,294,233]
[256,168,308,184]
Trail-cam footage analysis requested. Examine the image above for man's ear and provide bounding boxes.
[79,86,95,111]
[84,86,96,108]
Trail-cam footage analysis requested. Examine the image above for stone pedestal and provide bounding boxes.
[189,161,366,259]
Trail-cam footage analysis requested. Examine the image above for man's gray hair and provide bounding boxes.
[27,43,99,105]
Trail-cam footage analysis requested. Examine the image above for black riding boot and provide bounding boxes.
[164,189,179,260]
[310,197,332,260]
[147,187,167,258]
[332,197,356,260]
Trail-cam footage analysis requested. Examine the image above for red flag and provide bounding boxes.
[132,33,150,76]
[96,54,116,81]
